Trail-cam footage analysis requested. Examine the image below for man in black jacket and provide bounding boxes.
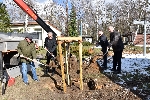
[108,26,124,74]
[44,32,57,75]
[98,30,109,69]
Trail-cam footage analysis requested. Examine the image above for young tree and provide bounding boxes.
[68,5,78,37]
[0,3,11,32]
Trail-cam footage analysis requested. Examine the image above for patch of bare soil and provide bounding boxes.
[0,55,143,100]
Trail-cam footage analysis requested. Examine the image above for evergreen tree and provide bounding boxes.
[68,5,78,37]
[0,3,11,32]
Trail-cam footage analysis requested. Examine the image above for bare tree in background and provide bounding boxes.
[3,0,66,32]
[3,0,150,38]
[106,0,150,34]
[70,0,106,41]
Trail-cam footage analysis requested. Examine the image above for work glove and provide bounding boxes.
[44,47,47,50]
[20,54,24,58]
[32,59,37,62]
[51,56,55,60]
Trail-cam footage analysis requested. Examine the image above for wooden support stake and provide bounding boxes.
[58,41,66,92]
[79,42,83,90]
[68,42,71,84]
[65,42,70,85]
[68,43,71,71]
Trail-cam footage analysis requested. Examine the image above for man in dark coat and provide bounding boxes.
[98,30,109,69]
[44,32,57,75]
[108,26,124,74]
[17,36,38,85]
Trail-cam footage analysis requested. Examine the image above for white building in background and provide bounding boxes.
[10,20,61,46]
[82,35,93,43]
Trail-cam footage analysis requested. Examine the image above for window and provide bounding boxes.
[34,28,42,32]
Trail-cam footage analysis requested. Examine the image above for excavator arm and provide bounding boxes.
[13,0,56,36]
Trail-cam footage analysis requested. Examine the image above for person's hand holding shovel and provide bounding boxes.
[20,54,24,58]
[32,59,37,62]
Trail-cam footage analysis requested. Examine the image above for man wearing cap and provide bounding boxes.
[98,30,109,69]
[17,36,38,85]
[44,32,57,75]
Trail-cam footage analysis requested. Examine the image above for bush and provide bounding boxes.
[82,41,92,46]
[70,46,92,57]
[71,41,92,46]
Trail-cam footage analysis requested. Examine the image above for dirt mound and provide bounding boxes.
[0,55,142,100]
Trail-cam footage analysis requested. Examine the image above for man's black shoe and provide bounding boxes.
[44,68,49,74]
[44,71,48,75]
[111,68,116,71]
[113,71,121,74]
[51,68,55,76]
[102,67,107,70]
[101,64,107,67]
[101,64,105,66]
[102,65,107,69]
[51,72,55,76]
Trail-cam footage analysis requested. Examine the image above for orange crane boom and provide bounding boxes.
[13,0,56,36]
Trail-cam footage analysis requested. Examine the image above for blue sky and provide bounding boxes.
[37,0,114,3]
[0,0,44,3]
[0,0,48,3]
[0,0,114,3]
[0,0,46,3]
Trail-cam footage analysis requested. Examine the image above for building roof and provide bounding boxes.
[10,20,61,32]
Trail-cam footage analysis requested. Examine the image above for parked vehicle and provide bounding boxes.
[0,0,56,95]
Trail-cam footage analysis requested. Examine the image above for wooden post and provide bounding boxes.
[79,41,83,90]
[58,41,66,92]
[68,42,71,85]
[57,36,83,92]
[68,42,71,71]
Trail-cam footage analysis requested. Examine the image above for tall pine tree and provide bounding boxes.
[0,3,11,32]
[68,5,78,37]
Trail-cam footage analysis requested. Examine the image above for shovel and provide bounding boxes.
[6,69,15,87]
[44,48,55,58]
[21,55,49,67]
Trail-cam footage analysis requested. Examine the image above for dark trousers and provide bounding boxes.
[113,50,123,71]
[46,55,53,65]
[102,50,107,66]
[45,54,55,74]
